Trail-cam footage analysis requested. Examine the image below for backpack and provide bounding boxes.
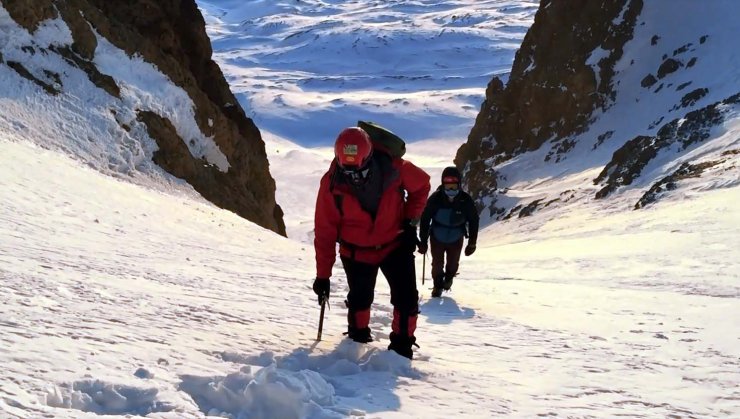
[357,120,406,158]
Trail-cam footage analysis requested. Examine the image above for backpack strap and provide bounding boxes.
[328,160,343,215]
[333,194,344,216]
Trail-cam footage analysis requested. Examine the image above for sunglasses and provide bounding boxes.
[343,167,371,183]
[443,183,459,191]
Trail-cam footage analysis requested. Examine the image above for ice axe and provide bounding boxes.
[317,296,328,341]
[422,253,426,285]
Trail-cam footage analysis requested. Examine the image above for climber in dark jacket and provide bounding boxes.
[418,166,479,297]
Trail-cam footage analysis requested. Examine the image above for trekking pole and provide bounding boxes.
[317,296,327,341]
[422,253,426,285]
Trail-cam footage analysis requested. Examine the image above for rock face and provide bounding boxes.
[595,93,740,201]
[455,0,643,216]
[1,0,286,236]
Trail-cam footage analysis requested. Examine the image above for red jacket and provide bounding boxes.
[314,156,430,278]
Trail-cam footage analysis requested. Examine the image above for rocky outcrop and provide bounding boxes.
[634,159,728,210]
[454,0,643,216]
[1,0,286,235]
[595,92,739,200]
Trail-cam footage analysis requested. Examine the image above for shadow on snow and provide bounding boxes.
[420,295,476,325]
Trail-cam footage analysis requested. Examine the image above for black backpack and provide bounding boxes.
[357,120,406,159]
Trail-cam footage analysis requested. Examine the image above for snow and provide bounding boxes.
[586,46,610,88]
[0,5,229,181]
[476,0,740,224]
[197,0,538,146]
[1,0,739,418]
[2,136,738,418]
[93,34,230,172]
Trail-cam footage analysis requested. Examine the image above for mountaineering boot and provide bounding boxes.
[346,326,373,343]
[431,272,444,297]
[389,308,418,359]
[443,271,455,291]
[345,305,372,343]
[388,332,416,359]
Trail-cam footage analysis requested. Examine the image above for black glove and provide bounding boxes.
[401,219,420,253]
[464,244,476,256]
[417,242,428,254]
[313,277,330,305]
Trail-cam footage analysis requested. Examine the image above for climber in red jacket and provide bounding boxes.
[313,126,430,359]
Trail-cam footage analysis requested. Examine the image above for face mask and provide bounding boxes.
[444,189,459,198]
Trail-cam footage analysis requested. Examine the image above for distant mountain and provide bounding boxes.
[196,0,538,146]
[456,0,740,221]
[0,0,286,235]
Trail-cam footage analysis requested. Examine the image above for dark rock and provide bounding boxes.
[51,45,120,98]
[650,35,660,45]
[641,74,657,88]
[1,0,286,235]
[0,0,57,32]
[648,116,664,130]
[654,333,668,340]
[635,160,724,209]
[502,204,522,220]
[674,88,708,110]
[595,93,740,199]
[56,1,98,59]
[545,138,576,163]
[518,199,543,218]
[657,58,682,78]
[593,130,614,150]
[672,43,692,57]
[700,35,708,44]
[675,81,692,91]
[686,57,698,68]
[455,0,643,214]
[6,60,59,94]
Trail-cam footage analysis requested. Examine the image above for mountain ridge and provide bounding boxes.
[0,0,286,235]
[456,0,739,222]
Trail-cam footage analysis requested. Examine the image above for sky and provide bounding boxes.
[1,1,739,418]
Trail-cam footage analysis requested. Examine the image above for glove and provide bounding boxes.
[313,277,330,305]
[417,242,428,254]
[464,244,476,256]
[401,219,420,253]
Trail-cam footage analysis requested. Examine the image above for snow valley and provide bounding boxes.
[1,0,739,418]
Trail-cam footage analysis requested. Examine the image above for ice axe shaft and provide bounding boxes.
[422,253,426,285]
[317,297,327,341]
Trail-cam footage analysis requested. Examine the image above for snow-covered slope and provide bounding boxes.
[0,1,285,234]
[2,129,739,418]
[0,7,208,192]
[456,0,740,223]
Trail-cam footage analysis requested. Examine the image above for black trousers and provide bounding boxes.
[340,244,419,315]
[430,236,464,286]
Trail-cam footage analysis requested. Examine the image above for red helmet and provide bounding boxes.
[334,127,373,169]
